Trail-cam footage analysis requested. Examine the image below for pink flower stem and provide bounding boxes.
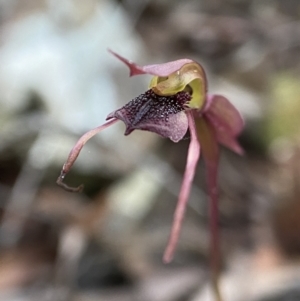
[206,159,222,301]
[57,118,119,192]
[163,111,201,263]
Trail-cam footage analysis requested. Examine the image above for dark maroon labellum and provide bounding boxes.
[107,89,191,136]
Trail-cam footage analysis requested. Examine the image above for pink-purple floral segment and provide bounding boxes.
[57,50,244,273]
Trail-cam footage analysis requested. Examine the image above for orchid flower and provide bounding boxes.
[57,50,244,300]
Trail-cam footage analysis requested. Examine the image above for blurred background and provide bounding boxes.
[0,0,300,300]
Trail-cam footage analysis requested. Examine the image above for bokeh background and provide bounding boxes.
[0,0,300,300]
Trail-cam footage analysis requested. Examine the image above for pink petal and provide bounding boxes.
[163,111,201,263]
[204,94,244,135]
[204,94,244,155]
[109,49,193,77]
[57,118,119,192]
[208,124,244,155]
